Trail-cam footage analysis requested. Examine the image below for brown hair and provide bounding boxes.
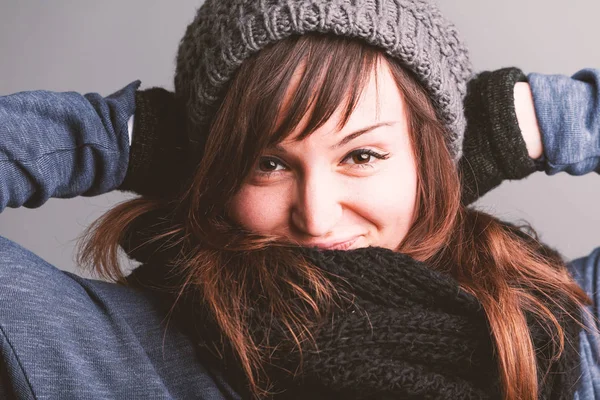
[77,34,591,399]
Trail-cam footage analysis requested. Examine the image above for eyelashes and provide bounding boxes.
[254,148,391,179]
[343,149,390,165]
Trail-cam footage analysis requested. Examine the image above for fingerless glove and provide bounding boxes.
[117,88,190,198]
[460,67,544,205]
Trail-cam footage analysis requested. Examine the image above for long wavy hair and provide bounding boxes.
[76,34,591,399]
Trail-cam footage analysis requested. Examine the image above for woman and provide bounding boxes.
[0,1,598,399]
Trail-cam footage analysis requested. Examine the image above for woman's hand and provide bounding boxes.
[459,67,544,205]
[514,82,543,160]
[117,88,189,198]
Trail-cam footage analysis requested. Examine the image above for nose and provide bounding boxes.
[291,171,343,238]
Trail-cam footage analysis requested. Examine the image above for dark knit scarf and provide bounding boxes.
[124,231,582,400]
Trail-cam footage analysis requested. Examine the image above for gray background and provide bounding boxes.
[0,0,598,277]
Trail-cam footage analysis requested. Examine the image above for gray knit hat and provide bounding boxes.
[175,0,472,162]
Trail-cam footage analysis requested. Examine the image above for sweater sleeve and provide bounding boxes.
[0,80,140,213]
[528,69,600,176]
[0,327,33,399]
[566,249,600,399]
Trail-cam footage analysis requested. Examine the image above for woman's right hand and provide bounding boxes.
[117,88,189,198]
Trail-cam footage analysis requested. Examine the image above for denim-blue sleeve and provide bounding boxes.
[528,69,600,175]
[0,234,240,399]
[566,249,600,400]
[0,80,140,213]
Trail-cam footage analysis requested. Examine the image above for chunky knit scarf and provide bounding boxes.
[126,238,582,400]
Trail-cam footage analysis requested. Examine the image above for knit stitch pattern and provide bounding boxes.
[127,243,581,399]
[174,0,473,162]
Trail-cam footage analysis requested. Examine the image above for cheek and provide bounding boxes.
[353,152,418,247]
[365,171,416,222]
[226,148,418,247]
[228,186,290,234]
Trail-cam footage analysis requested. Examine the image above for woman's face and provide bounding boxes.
[228,61,418,251]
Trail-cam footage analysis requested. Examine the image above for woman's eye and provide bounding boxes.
[343,149,390,166]
[257,157,286,174]
[253,150,389,181]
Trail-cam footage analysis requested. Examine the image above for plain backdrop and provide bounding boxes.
[1,0,599,277]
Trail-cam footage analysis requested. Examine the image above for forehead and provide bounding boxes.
[345,60,405,123]
[277,58,406,144]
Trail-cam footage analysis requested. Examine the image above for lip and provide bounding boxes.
[307,236,362,251]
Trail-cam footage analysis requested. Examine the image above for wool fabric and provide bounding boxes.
[118,87,188,197]
[174,0,473,163]
[126,239,582,400]
[459,67,545,204]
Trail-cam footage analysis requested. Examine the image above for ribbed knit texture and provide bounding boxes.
[460,68,544,205]
[262,246,500,399]
[174,0,473,163]
[118,88,190,198]
[126,241,581,400]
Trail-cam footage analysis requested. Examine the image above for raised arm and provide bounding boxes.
[460,68,544,205]
[0,81,139,212]
[460,67,600,204]
[531,69,600,399]
[528,68,600,176]
[0,81,191,214]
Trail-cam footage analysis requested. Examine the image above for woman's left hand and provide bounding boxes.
[459,67,544,205]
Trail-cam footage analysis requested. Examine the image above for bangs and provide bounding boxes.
[246,34,383,148]
[201,34,389,200]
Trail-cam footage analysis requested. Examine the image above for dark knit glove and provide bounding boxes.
[117,88,190,198]
[460,67,544,205]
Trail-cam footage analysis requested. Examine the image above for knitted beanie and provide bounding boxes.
[174,0,473,162]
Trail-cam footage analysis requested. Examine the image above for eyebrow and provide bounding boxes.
[271,121,398,153]
[330,121,397,149]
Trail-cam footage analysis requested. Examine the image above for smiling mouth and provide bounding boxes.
[309,236,362,251]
